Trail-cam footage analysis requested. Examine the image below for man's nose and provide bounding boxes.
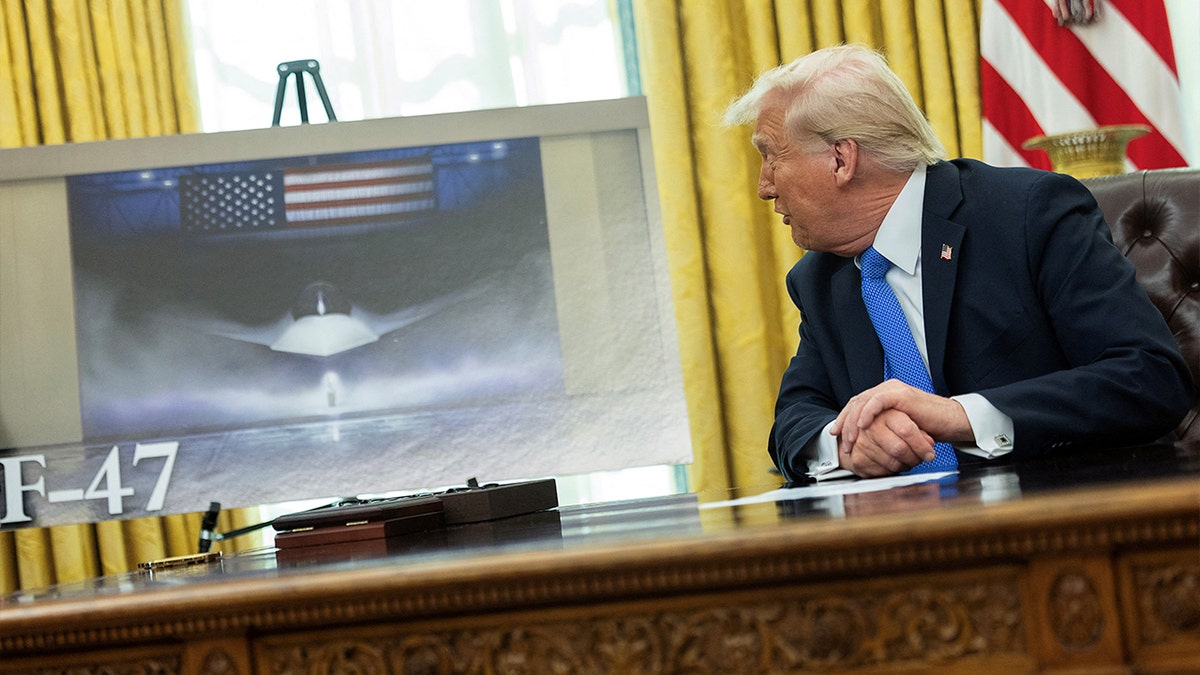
[757,168,776,201]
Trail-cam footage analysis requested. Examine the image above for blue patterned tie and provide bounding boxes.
[859,246,957,473]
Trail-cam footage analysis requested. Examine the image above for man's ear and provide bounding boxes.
[831,138,858,187]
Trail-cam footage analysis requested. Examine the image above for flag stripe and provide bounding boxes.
[980,59,1049,169]
[1107,0,1177,72]
[283,162,432,186]
[284,180,434,205]
[285,199,437,228]
[982,120,1031,169]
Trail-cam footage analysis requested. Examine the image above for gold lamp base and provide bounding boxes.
[1021,124,1150,179]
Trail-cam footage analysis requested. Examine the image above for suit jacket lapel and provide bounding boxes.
[831,259,885,392]
[922,162,965,395]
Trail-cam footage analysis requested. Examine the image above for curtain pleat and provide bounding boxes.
[94,520,130,577]
[915,0,957,155]
[740,2,780,75]
[75,0,105,139]
[162,0,197,132]
[881,4,925,108]
[24,0,64,144]
[145,0,175,133]
[88,0,125,137]
[128,0,162,136]
[0,531,16,590]
[14,527,51,589]
[946,0,983,157]
[682,2,786,495]
[843,0,883,46]
[52,0,99,142]
[49,523,98,582]
[163,513,196,556]
[0,1,37,146]
[634,0,982,492]
[812,0,845,46]
[123,517,168,569]
[633,2,732,492]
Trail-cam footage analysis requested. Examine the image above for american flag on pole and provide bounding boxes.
[179,156,436,235]
[980,0,1189,170]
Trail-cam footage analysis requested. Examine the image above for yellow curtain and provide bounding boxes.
[0,0,259,595]
[633,0,984,492]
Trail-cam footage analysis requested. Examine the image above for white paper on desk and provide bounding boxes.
[699,471,957,510]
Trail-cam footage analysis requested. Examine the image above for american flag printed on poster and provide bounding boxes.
[980,0,1189,171]
[178,156,435,235]
[283,157,435,228]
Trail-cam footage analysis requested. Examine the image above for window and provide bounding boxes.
[185,0,641,132]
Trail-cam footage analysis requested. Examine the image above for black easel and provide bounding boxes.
[271,59,337,126]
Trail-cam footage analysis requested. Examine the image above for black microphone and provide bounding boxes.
[198,502,221,553]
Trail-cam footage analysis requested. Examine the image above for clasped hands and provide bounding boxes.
[829,380,972,477]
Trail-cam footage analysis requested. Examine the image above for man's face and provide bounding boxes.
[751,91,840,252]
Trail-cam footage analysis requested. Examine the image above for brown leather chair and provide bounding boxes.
[1081,168,1199,442]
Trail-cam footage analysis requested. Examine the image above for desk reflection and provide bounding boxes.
[766,441,1196,523]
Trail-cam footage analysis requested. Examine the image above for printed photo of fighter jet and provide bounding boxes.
[66,138,563,441]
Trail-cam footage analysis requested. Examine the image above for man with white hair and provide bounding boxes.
[724,44,1192,481]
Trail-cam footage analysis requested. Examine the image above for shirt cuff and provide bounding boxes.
[807,420,854,480]
[952,392,1015,458]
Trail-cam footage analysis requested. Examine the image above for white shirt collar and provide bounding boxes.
[866,163,926,274]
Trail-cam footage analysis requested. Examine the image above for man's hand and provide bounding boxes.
[830,380,975,475]
[832,379,974,446]
[836,408,934,477]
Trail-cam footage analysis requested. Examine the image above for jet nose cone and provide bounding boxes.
[293,281,351,318]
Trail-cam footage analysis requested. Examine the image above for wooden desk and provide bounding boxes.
[2,444,1199,674]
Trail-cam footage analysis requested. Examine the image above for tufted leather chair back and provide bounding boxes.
[1081,168,1199,442]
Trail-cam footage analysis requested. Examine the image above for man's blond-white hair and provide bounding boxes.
[724,44,945,172]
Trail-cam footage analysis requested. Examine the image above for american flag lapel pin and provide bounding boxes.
[940,243,953,261]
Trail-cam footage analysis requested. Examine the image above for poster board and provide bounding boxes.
[0,98,690,529]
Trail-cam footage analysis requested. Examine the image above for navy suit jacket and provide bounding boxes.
[770,159,1194,481]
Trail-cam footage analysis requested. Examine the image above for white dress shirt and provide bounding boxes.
[808,164,1015,479]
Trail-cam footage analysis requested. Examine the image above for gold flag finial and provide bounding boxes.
[1022,124,1150,178]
